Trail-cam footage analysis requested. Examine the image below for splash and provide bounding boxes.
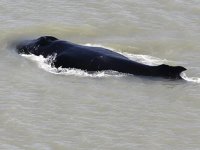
[181,73,200,83]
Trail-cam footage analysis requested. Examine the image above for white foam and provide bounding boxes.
[181,73,200,83]
[122,53,168,65]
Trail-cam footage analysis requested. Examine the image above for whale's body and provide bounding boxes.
[16,36,186,79]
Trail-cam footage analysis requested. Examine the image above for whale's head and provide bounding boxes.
[16,36,58,55]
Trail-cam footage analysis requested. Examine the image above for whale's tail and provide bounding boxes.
[156,64,187,79]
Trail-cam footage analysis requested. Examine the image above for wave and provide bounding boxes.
[181,73,200,83]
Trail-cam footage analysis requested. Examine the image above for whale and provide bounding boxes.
[15,36,186,79]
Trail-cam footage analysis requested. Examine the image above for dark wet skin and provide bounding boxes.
[16,36,186,79]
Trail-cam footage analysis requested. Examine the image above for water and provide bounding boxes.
[0,0,200,150]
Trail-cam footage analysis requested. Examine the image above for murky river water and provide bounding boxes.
[0,0,200,150]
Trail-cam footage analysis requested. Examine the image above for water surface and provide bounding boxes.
[0,0,200,150]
